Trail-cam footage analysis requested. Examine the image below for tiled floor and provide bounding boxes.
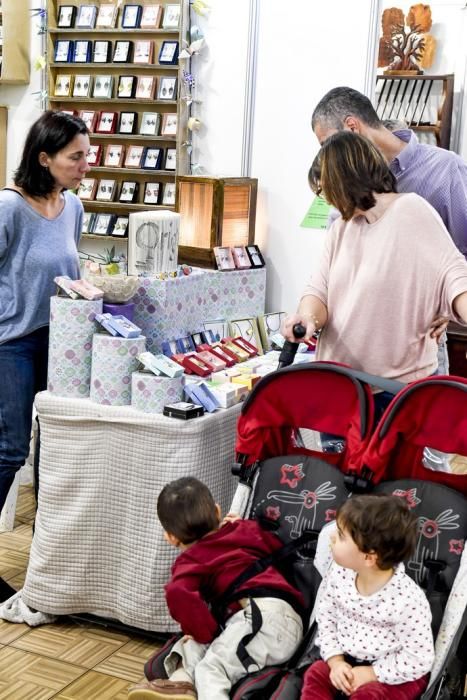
[0,486,161,700]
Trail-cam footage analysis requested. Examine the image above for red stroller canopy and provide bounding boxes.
[363,376,467,496]
[235,362,375,471]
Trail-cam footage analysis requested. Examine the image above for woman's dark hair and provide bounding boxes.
[14,110,88,197]
[308,131,397,220]
[336,494,418,570]
[157,477,219,544]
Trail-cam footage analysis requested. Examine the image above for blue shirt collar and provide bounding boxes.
[390,129,418,172]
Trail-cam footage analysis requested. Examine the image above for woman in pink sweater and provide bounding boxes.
[284,131,467,414]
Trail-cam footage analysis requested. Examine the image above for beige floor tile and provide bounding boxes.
[14,487,36,525]
[52,670,133,699]
[12,622,131,669]
[0,646,84,692]
[0,548,30,580]
[0,523,33,552]
[93,638,161,682]
[5,569,27,589]
[0,619,30,645]
[0,679,58,700]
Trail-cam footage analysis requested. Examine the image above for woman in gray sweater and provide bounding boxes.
[0,111,90,600]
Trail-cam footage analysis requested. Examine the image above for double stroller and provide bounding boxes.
[148,361,467,699]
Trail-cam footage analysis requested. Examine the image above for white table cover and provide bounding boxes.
[22,392,240,632]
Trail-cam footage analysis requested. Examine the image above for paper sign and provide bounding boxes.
[300,196,331,229]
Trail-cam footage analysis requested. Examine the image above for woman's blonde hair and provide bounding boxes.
[309,131,397,220]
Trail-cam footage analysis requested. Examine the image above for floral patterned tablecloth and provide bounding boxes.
[131,268,266,352]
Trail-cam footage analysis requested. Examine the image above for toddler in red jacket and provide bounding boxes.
[129,476,304,700]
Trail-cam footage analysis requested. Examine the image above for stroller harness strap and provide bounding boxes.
[212,528,318,670]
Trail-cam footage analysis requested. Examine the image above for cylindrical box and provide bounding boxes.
[90,334,146,405]
[103,301,135,322]
[47,296,103,398]
[131,372,183,413]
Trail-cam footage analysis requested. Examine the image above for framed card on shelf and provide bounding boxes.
[139,112,160,136]
[77,178,97,201]
[157,76,176,100]
[136,75,156,100]
[95,179,117,202]
[202,319,229,343]
[124,145,144,169]
[231,246,251,269]
[93,75,114,99]
[164,148,176,171]
[93,41,111,63]
[57,5,76,28]
[162,182,176,206]
[54,74,73,97]
[119,181,139,203]
[113,40,133,63]
[111,216,129,237]
[96,4,118,28]
[257,312,286,351]
[160,112,177,136]
[60,110,78,117]
[158,40,179,65]
[79,110,98,132]
[161,4,180,29]
[92,213,116,236]
[73,40,92,63]
[95,111,118,134]
[213,246,235,271]
[86,144,102,167]
[142,147,162,170]
[72,75,92,98]
[143,182,161,205]
[118,111,137,134]
[117,75,137,99]
[54,40,73,63]
[104,144,125,168]
[133,40,153,64]
[229,317,263,353]
[75,5,98,29]
[140,4,162,28]
[121,4,142,28]
[82,212,96,234]
[245,244,265,268]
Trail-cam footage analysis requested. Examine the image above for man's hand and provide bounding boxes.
[327,656,354,695]
[429,315,449,344]
[350,665,377,691]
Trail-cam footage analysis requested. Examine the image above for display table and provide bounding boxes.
[131,268,266,352]
[22,392,240,632]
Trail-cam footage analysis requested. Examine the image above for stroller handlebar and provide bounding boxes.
[277,323,306,369]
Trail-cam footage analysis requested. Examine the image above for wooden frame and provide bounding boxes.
[176,176,258,268]
[0,0,30,84]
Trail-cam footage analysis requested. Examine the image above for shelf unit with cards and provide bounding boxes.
[46,0,189,252]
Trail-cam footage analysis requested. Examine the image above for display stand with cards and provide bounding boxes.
[47,1,188,250]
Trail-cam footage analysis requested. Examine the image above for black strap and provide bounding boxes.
[214,528,319,618]
[423,558,447,597]
[2,187,24,198]
[236,598,263,671]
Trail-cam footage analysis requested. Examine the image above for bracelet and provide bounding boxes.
[301,313,321,330]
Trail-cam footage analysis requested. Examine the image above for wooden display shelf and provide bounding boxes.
[81,201,175,212]
[49,97,178,106]
[89,133,176,142]
[81,234,128,241]
[49,28,179,36]
[50,63,179,72]
[90,166,175,176]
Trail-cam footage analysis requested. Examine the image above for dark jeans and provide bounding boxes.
[0,326,48,515]
[301,660,429,699]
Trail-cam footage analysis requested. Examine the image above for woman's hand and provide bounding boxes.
[221,513,241,526]
[429,315,449,343]
[327,656,354,695]
[281,313,316,343]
